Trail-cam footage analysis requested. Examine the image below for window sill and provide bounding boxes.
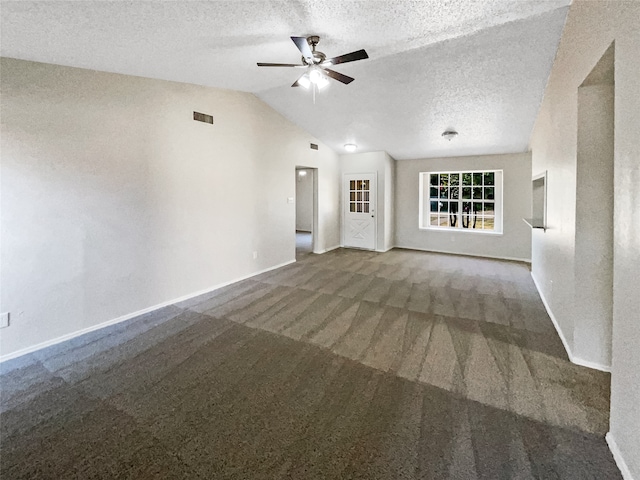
[419,227,503,236]
[522,218,546,231]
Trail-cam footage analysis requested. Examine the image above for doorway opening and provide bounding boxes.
[295,167,317,259]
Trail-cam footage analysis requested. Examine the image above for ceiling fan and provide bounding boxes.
[257,36,368,89]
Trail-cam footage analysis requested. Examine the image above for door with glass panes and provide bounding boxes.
[343,173,376,250]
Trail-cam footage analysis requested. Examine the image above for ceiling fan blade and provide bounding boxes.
[291,36,314,62]
[323,49,368,66]
[322,68,354,85]
[257,62,306,67]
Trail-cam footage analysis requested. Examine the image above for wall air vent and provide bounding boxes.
[193,112,214,124]
[310,143,319,150]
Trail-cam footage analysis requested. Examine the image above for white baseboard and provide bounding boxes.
[394,245,531,264]
[0,259,296,363]
[530,272,611,372]
[571,355,611,372]
[530,271,573,358]
[606,432,636,480]
[313,244,340,254]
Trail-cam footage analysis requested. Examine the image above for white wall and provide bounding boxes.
[529,1,640,477]
[0,58,341,359]
[295,169,313,232]
[395,152,532,262]
[340,151,395,252]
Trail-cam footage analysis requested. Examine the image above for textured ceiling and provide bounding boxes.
[1,0,570,160]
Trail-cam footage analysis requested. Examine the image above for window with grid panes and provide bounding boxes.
[419,170,503,233]
[348,179,371,213]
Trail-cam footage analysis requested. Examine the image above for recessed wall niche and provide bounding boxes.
[531,171,547,229]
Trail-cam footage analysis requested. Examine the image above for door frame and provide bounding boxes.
[341,172,377,251]
[295,166,319,254]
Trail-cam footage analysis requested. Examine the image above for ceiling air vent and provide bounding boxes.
[310,143,318,150]
[193,112,213,124]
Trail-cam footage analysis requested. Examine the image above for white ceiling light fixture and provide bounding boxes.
[297,68,330,91]
[297,75,311,89]
[442,130,459,141]
[309,67,330,90]
[344,144,358,152]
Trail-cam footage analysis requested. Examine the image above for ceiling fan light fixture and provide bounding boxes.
[315,74,330,90]
[298,74,311,90]
[344,143,358,152]
[309,68,330,90]
[442,130,458,141]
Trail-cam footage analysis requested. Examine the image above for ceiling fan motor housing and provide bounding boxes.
[303,36,326,65]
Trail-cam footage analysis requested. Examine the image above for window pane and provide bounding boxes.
[485,187,494,200]
[483,217,495,230]
[483,203,495,214]
[364,191,369,202]
[430,215,439,226]
[439,201,449,213]
[440,173,449,186]
[430,201,438,212]
[363,180,370,190]
[473,202,482,213]
[462,187,471,199]
[350,192,355,201]
[449,212,459,228]
[438,216,450,227]
[357,203,362,212]
[430,187,438,198]
[473,187,482,199]
[363,203,369,213]
[473,173,482,185]
[357,192,362,201]
[440,187,448,198]
[484,172,495,186]
[350,180,355,190]
[350,203,356,212]
[462,173,472,186]
[430,174,438,186]
[450,173,459,185]
[450,186,459,199]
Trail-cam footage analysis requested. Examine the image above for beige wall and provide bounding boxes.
[340,151,396,252]
[529,0,640,477]
[0,58,340,358]
[395,152,532,262]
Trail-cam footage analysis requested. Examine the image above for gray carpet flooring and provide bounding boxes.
[0,248,620,479]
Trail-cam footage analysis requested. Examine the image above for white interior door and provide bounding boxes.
[343,173,376,250]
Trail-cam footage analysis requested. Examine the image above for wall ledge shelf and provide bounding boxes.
[523,218,546,231]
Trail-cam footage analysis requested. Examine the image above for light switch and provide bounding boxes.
[0,312,9,328]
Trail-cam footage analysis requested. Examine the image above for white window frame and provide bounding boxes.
[418,170,503,234]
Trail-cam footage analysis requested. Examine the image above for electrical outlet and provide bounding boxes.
[0,312,9,329]
[253,251,258,260]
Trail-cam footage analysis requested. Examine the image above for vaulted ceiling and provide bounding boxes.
[1,0,570,159]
